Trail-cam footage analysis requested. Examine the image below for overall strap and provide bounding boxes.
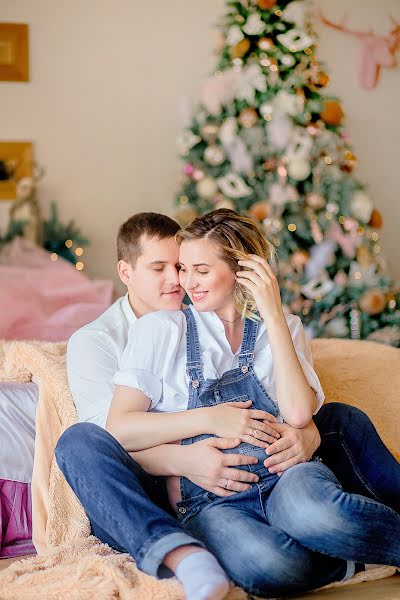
[183,308,203,386]
[238,315,259,371]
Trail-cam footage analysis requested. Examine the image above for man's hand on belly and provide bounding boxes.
[263,419,321,476]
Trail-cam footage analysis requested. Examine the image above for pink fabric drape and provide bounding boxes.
[0,238,113,342]
[0,479,35,558]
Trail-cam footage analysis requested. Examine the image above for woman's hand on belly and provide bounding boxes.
[205,400,280,448]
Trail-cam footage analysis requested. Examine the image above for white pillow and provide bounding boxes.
[0,382,38,483]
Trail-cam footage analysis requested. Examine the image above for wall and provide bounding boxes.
[1,0,399,285]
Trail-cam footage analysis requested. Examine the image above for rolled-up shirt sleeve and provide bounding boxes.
[113,368,162,409]
[113,314,172,410]
[288,315,325,414]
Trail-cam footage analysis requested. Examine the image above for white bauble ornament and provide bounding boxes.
[260,102,274,116]
[217,173,253,198]
[350,190,373,223]
[280,54,296,67]
[287,157,311,180]
[204,145,226,166]
[196,177,218,198]
[277,28,313,51]
[243,13,266,35]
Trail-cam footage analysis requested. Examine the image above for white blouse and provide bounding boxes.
[114,306,325,420]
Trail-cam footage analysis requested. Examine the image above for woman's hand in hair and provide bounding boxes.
[207,399,280,448]
[236,255,284,323]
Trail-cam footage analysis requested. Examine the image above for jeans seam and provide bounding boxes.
[321,431,381,502]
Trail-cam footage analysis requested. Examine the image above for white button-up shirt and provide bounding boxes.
[67,293,137,428]
[113,306,325,420]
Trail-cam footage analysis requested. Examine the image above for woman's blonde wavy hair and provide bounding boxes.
[176,209,277,320]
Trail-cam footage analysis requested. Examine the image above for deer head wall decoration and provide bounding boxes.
[319,11,400,90]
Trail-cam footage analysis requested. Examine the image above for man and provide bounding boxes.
[56,212,399,599]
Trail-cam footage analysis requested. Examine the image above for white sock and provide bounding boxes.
[175,550,230,600]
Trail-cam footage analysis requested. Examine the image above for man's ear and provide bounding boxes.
[117,260,133,286]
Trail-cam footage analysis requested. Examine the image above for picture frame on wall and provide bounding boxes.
[0,23,29,82]
[0,141,33,201]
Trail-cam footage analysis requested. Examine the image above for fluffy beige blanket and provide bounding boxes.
[0,338,398,599]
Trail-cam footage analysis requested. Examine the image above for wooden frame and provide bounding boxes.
[0,142,33,200]
[0,23,29,82]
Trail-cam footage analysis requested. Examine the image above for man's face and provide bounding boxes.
[119,234,184,317]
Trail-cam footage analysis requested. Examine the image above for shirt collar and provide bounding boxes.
[122,293,137,326]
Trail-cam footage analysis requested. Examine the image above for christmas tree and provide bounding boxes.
[174,0,400,346]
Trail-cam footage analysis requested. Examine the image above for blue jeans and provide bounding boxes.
[55,403,400,596]
[182,462,400,597]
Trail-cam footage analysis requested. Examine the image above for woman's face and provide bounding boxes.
[179,239,236,312]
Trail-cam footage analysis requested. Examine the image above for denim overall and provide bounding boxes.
[176,307,281,522]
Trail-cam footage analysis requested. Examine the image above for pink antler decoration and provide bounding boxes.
[320,11,400,89]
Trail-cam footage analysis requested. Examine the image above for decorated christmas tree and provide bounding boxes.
[174,0,400,346]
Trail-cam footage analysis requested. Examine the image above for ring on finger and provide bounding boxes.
[223,478,230,489]
[250,428,258,438]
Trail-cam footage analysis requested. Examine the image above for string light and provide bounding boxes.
[324,156,333,165]
[65,240,73,248]
[75,247,83,256]
[371,232,379,241]
[274,9,282,17]
[288,223,297,232]
[50,253,58,261]
[354,271,362,280]
[75,261,84,271]
[180,195,189,204]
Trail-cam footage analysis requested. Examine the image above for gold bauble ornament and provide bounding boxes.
[320,100,344,126]
[359,289,386,315]
[238,107,258,128]
[316,72,330,87]
[200,123,220,144]
[306,192,325,210]
[173,206,198,227]
[368,209,383,229]
[356,245,373,267]
[257,0,277,9]
[230,38,251,59]
[248,200,269,221]
[214,198,235,210]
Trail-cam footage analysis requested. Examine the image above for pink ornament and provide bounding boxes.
[183,164,195,176]
[192,169,205,181]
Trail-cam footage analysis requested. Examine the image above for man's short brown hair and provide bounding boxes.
[117,212,180,266]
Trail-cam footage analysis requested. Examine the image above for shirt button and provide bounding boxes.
[192,380,200,388]
[178,507,187,514]
[241,365,249,373]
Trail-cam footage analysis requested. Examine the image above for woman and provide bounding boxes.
[107,209,400,599]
